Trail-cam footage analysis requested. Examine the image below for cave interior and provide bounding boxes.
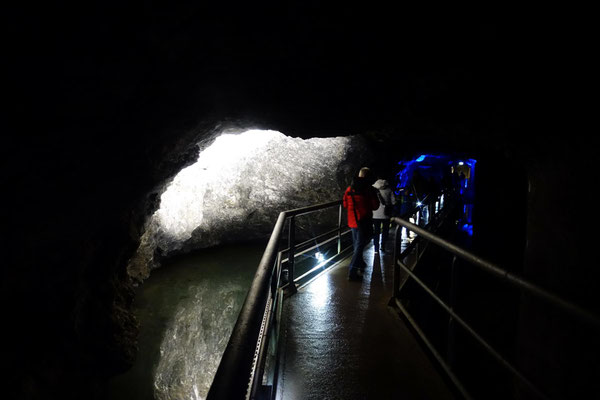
[4,4,598,399]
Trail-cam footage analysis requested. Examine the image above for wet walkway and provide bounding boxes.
[277,230,456,399]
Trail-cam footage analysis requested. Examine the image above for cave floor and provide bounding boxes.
[277,231,456,400]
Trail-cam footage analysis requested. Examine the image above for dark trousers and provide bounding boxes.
[373,218,391,251]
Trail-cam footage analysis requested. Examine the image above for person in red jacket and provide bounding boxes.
[343,167,380,280]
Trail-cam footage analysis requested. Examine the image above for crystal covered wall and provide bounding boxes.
[129,129,370,281]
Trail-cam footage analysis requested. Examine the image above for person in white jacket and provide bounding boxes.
[372,178,396,253]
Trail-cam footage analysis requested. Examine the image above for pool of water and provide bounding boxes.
[108,242,265,400]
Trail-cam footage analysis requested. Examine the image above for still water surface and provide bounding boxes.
[108,242,265,400]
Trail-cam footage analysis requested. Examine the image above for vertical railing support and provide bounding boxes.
[392,225,402,299]
[338,204,343,254]
[287,216,297,294]
[272,252,282,297]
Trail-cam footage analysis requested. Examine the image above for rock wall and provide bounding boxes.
[516,145,600,399]
[128,131,371,281]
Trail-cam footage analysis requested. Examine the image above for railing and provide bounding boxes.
[389,195,600,399]
[207,200,353,400]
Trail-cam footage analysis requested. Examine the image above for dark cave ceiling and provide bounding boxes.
[5,4,590,220]
[8,5,543,142]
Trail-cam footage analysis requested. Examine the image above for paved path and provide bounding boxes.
[277,233,456,400]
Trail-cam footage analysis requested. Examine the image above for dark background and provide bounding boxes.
[4,3,598,399]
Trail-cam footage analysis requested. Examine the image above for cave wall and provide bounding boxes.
[4,3,596,399]
[128,132,373,282]
[516,142,600,399]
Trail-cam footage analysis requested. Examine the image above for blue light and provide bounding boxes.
[395,154,477,196]
[461,223,474,236]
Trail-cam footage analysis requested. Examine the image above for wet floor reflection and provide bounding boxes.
[278,227,455,399]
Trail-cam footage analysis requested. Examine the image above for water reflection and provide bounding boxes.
[108,243,264,400]
[153,281,244,400]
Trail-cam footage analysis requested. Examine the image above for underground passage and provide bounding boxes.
[5,5,599,400]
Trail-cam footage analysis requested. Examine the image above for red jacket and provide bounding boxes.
[343,185,380,228]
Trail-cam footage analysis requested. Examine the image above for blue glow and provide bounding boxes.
[462,159,478,170]
[394,154,478,197]
[395,153,447,193]
[461,223,474,236]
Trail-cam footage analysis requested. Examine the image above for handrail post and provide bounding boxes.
[272,252,282,297]
[338,204,343,254]
[287,216,297,294]
[392,225,401,299]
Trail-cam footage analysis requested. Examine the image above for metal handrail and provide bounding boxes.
[391,217,600,330]
[389,196,600,400]
[207,199,352,400]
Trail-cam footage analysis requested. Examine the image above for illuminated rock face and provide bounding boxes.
[129,130,370,280]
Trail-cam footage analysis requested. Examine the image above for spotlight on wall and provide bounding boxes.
[458,161,464,166]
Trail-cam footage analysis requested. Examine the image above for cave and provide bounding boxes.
[5,4,598,400]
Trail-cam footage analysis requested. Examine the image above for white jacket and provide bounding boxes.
[372,179,396,219]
